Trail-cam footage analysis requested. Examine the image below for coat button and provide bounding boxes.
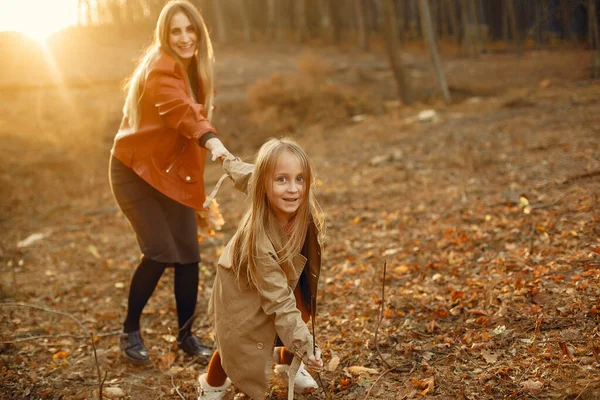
[185,176,191,182]
[256,342,264,350]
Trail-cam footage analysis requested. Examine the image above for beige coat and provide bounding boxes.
[210,158,322,400]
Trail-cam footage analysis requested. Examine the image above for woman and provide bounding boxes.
[109,0,231,365]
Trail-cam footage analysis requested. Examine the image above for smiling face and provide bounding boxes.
[266,150,306,226]
[168,11,197,64]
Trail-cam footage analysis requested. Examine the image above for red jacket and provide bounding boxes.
[111,50,216,210]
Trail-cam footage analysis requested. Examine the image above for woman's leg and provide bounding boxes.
[174,262,199,340]
[174,262,213,357]
[123,257,167,333]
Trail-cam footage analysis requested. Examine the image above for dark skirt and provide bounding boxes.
[109,156,200,264]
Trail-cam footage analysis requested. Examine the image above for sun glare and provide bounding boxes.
[1,0,78,43]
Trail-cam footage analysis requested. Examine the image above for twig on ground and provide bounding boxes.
[167,328,185,400]
[573,381,592,400]
[311,300,332,400]
[561,169,600,185]
[0,302,106,400]
[374,260,393,370]
[90,332,106,400]
[363,362,415,400]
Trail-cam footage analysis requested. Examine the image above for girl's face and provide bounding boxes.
[168,12,197,63]
[266,151,306,226]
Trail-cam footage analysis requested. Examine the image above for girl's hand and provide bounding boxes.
[205,138,233,162]
[304,347,323,373]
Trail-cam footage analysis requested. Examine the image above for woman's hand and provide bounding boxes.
[303,347,323,373]
[205,138,233,162]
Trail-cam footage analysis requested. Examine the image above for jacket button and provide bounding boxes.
[256,342,264,350]
[185,176,191,182]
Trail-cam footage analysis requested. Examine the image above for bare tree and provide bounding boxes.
[468,0,483,53]
[238,0,252,42]
[589,0,600,78]
[460,0,474,56]
[382,0,411,104]
[443,0,461,49]
[505,0,522,55]
[212,0,227,43]
[355,0,368,50]
[329,0,342,44]
[295,0,308,43]
[561,0,572,41]
[419,0,451,103]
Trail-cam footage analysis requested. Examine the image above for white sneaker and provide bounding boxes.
[273,361,318,392]
[198,373,234,400]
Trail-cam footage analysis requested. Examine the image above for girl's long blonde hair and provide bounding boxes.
[232,138,325,286]
[122,0,214,130]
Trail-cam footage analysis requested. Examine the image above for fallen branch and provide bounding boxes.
[374,260,393,370]
[0,302,106,400]
[1,330,120,345]
[167,328,185,400]
[561,169,600,185]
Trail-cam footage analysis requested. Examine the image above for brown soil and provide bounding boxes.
[1,31,600,399]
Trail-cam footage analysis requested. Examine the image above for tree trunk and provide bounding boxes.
[444,0,461,50]
[534,0,543,49]
[468,0,483,53]
[239,0,252,42]
[318,0,331,42]
[440,0,449,40]
[502,0,509,42]
[296,0,308,43]
[212,0,227,43]
[590,0,600,77]
[506,0,522,55]
[419,0,451,103]
[382,0,411,104]
[460,0,474,56]
[589,0,598,49]
[355,0,369,50]
[561,0,572,41]
[329,0,342,45]
[266,0,278,41]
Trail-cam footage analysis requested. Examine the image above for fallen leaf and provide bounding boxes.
[481,350,498,364]
[88,245,100,259]
[521,379,543,393]
[52,350,69,360]
[103,387,125,399]
[17,232,48,248]
[327,355,340,372]
[347,366,378,376]
[162,334,177,343]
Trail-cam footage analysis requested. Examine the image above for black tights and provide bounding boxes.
[123,257,199,341]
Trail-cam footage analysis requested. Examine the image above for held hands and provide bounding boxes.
[205,138,234,162]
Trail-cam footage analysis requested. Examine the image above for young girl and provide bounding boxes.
[198,138,325,400]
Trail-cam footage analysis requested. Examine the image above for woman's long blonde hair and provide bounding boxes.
[232,138,325,286]
[122,0,214,130]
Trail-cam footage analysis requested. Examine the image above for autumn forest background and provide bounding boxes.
[1,0,600,399]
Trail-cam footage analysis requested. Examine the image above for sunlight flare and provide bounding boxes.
[0,0,78,43]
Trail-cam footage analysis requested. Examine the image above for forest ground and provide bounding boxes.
[0,30,599,399]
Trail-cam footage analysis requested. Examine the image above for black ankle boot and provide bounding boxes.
[119,331,151,365]
[177,335,213,358]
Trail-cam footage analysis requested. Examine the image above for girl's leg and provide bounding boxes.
[278,284,311,365]
[199,350,233,399]
[206,350,228,387]
[123,257,167,333]
[174,262,199,340]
